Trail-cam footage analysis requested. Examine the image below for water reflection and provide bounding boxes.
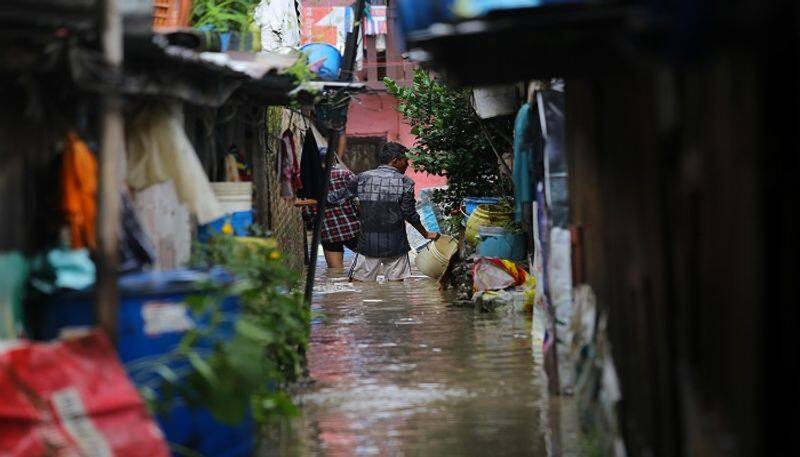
[262,259,555,456]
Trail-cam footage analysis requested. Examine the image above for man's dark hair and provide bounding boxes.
[378,142,408,165]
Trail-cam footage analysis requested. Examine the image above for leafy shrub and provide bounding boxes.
[145,234,309,429]
[385,70,513,234]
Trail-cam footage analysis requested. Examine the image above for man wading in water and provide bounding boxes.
[328,142,438,282]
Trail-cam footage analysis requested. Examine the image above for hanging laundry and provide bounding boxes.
[224,154,241,182]
[60,131,97,250]
[364,5,388,35]
[254,0,301,53]
[231,144,252,181]
[298,130,324,201]
[279,130,302,198]
[126,104,223,225]
[281,108,318,166]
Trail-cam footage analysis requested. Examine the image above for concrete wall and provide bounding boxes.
[346,92,447,195]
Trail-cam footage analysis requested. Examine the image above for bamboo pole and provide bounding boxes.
[304,0,367,306]
[95,0,124,341]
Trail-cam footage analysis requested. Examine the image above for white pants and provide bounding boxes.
[351,253,411,282]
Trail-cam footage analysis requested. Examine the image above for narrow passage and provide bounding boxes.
[266,256,553,456]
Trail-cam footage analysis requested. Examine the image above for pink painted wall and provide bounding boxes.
[346,92,447,195]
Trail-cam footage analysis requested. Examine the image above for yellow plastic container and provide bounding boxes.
[415,235,459,279]
[465,204,513,245]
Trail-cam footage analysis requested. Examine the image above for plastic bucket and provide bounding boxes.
[211,182,252,214]
[300,43,342,80]
[415,235,458,279]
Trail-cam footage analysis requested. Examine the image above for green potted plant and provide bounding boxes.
[192,0,260,51]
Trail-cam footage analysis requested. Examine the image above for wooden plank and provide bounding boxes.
[95,0,123,341]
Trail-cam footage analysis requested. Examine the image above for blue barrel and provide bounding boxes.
[35,268,253,457]
[300,43,342,80]
[477,228,527,261]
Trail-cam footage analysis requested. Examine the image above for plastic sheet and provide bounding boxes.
[127,104,223,225]
[549,227,574,393]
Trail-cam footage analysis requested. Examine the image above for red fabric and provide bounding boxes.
[281,130,303,191]
[0,332,169,457]
[302,165,361,244]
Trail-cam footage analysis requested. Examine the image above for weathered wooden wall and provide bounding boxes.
[566,45,783,455]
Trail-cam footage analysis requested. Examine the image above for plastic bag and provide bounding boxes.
[472,257,531,292]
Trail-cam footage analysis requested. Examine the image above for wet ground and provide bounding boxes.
[263,255,570,456]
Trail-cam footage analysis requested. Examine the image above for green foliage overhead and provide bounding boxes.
[385,70,513,235]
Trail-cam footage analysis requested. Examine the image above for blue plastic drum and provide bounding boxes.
[35,269,253,457]
[300,43,343,80]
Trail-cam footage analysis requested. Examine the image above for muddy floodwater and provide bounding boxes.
[262,257,568,456]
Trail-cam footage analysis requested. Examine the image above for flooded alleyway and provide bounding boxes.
[263,256,567,456]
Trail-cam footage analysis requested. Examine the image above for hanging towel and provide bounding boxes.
[60,131,98,249]
[126,104,223,224]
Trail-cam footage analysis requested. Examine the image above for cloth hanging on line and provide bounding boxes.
[254,0,301,53]
[278,129,302,198]
[126,104,223,224]
[60,131,97,250]
[298,130,324,200]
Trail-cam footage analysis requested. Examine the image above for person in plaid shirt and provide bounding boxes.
[328,142,438,281]
[300,136,361,269]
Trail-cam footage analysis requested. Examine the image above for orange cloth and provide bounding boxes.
[60,131,98,249]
